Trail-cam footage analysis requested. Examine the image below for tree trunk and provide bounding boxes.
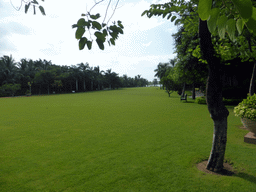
[76,79,78,91]
[247,32,256,96]
[182,83,186,97]
[249,61,256,96]
[199,19,229,172]
[192,82,196,99]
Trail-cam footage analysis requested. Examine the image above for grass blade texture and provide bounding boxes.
[0,87,255,191]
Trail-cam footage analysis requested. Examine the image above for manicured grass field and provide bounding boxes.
[0,87,256,191]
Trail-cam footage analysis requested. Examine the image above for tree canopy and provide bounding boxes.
[0,55,148,97]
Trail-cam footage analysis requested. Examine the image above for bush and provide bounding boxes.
[0,84,21,97]
[195,96,242,105]
[195,96,206,104]
[234,94,256,120]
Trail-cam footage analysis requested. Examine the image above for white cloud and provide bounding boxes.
[142,41,152,47]
[0,0,177,81]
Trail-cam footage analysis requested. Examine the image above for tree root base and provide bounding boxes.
[197,160,235,176]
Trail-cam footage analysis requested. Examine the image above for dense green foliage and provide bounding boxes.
[1,87,255,191]
[144,0,256,98]
[0,55,148,97]
[198,0,256,37]
[234,94,256,120]
[195,96,207,104]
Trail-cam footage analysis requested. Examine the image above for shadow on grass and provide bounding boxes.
[180,101,195,104]
[168,95,180,99]
[235,172,256,184]
[225,105,236,110]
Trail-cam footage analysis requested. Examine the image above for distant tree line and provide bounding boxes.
[0,55,148,97]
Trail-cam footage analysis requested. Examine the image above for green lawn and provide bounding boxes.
[0,87,256,191]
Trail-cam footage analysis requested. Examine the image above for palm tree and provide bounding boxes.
[104,69,112,89]
[17,58,33,94]
[0,55,18,85]
[34,59,52,71]
[93,66,104,90]
[78,62,90,91]
[154,62,171,89]
[70,65,81,92]
[154,63,166,79]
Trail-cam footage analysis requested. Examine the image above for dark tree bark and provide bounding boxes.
[249,61,256,96]
[199,19,229,172]
[247,33,256,96]
[192,82,196,100]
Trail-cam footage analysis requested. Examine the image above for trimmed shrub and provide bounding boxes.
[195,96,206,104]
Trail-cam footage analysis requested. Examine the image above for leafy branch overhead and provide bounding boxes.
[142,0,256,42]
[72,12,124,51]
[198,0,256,41]
[23,0,46,15]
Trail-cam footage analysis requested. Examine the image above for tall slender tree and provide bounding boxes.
[0,55,18,85]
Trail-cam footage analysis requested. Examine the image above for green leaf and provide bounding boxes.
[96,39,104,50]
[103,29,108,36]
[110,38,115,45]
[87,41,92,50]
[171,16,177,22]
[226,19,236,41]
[39,6,46,15]
[79,37,87,50]
[72,24,78,29]
[117,27,123,34]
[32,0,39,4]
[92,21,102,30]
[90,13,100,20]
[198,0,212,20]
[231,0,252,20]
[94,32,106,42]
[246,7,256,34]
[236,19,244,35]
[148,12,153,18]
[77,18,86,26]
[174,19,181,25]
[25,3,30,14]
[162,10,169,18]
[117,21,124,29]
[141,10,148,16]
[110,32,118,40]
[207,8,220,33]
[167,13,172,20]
[247,18,256,35]
[75,27,85,40]
[217,15,228,39]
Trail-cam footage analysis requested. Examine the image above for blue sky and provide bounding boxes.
[0,0,177,81]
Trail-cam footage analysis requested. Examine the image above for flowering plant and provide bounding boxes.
[234,94,256,121]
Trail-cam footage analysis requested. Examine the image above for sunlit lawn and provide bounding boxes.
[0,87,256,191]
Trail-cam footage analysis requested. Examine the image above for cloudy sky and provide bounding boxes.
[0,0,177,81]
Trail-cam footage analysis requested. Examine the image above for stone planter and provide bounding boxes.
[241,118,256,136]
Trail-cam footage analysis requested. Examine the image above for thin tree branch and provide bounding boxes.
[107,0,120,25]
[10,0,22,10]
[89,0,105,13]
[103,0,112,24]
